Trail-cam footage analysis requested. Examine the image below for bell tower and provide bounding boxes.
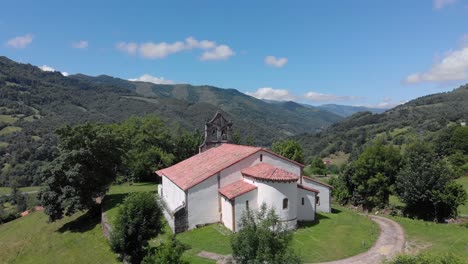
[199,111,233,153]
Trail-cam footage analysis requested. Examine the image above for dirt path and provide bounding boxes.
[315,215,405,264]
[198,215,405,264]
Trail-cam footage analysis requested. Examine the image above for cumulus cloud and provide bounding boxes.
[246,87,296,101]
[404,46,468,84]
[434,0,457,9]
[128,74,175,84]
[38,65,69,76]
[200,45,234,61]
[72,40,88,49]
[6,34,33,48]
[116,37,234,61]
[116,42,138,54]
[264,56,288,68]
[304,91,361,102]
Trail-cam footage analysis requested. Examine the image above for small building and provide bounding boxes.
[156,113,332,233]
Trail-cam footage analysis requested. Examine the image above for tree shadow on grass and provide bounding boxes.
[102,193,128,214]
[57,209,100,233]
[297,213,330,229]
[332,208,342,214]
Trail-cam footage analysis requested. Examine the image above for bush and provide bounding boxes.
[142,235,188,264]
[110,192,163,264]
[231,203,301,264]
[387,253,466,264]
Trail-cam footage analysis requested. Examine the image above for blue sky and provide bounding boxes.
[1,0,468,108]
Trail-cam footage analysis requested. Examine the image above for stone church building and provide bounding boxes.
[156,112,332,233]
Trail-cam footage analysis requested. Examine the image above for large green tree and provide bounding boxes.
[231,204,301,264]
[39,123,123,221]
[110,192,163,264]
[271,140,305,164]
[345,142,401,210]
[309,157,327,176]
[396,142,467,222]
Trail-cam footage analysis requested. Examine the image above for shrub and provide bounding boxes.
[110,192,163,264]
[387,253,466,264]
[142,235,188,264]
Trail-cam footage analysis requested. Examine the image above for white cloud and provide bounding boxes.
[434,0,457,9]
[116,37,234,61]
[304,91,361,102]
[6,34,33,49]
[405,46,468,83]
[39,65,55,72]
[38,65,69,76]
[200,45,234,61]
[128,74,175,84]
[264,56,288,68]
[116,42,138,54]
[72,40,88,49]
[246,87,296,101]
[362,99,406,109]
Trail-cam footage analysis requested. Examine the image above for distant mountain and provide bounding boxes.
[295,84,468,158]
[0,56,342,186]
[315,104,386,117]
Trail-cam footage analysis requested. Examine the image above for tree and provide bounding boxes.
[111,192,163,264]
[396,142,467,222]
[309,157,327,176]
[142,235,188,264]
[450,126,468,154]
[271,140,305,164]
[346,142,401,210]
[231,204,301,264]
[39,123,123,221]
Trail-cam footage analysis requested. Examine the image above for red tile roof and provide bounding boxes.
[218,180,257,200]
[156,144,261,190]
[241,163,299,182]
[298,184,320,193]
[302,175,334,189]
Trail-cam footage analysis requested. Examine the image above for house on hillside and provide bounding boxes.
[156,112,332,233]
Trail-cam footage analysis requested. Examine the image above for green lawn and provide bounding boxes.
[0,186,41,196]
[293,207,378,263]
[456,176,468,216]
[391,216,468,260]
[0,211,119,264]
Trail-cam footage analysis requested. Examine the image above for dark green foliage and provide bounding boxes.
[271,140,305,164]
[0,56,341,187]
[39,123,123,221]
[344,142,401,210]
[396,142,467,222]
[110,192,163,264]
[309,157,327,175]
[451,126,468,154]
[231,204,301,264]
[142,235,188,264]
[387,253,467,264]
[328,175,350,205]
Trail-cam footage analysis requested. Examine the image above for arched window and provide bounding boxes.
[260,154,263,162]
[301,197,305,205]
[221,128,227,140]
[283,198,288,209]
[316,196,320,205]
[246,200,249,210]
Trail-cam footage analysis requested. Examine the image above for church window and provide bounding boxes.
[246,200,249,210]
[283,198,288,209]
[301,197,304,205]
[221,128,227,140]
[316,196,320,205]
[260,154,263,162]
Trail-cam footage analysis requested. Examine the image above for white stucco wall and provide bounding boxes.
[220,154,259,187]
[302,177,331,213]
[221,196,233,231]
[297,188,316,221]
[161,176,186,212]
[233,189,258,232]
[253,178,298,229]
[187,175,219,229]
[260,151,302,176]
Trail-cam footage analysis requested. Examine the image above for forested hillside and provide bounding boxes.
[0,56,341,187]
[296,84,468,159]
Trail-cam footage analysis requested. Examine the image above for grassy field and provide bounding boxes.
[0,186,41,196]
[456,176,468,216]
[0,210,119,264]
[391,216,468,259]
[0,126,22,136]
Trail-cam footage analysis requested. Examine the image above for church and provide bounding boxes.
[156,112,332,233]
